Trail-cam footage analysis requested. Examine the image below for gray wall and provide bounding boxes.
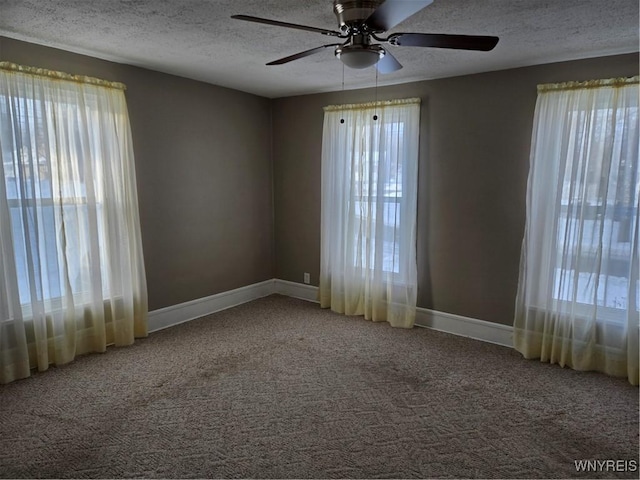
[272,53,639,325]
[2,36,636,325]
[0,36,274,311]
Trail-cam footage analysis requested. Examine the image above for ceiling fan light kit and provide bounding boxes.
[335,37,385,69]
[232,0,499,72]
[335,45,384,69]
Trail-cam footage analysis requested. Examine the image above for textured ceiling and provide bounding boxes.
[0,0,638,98]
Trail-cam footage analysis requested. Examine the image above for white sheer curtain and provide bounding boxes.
[0,63,147,384]
[319,98,420,328]
[514,77,639,385]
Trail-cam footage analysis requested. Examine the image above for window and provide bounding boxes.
[352,122,406,273]
[553,103,639,316]
[3,97,112,306]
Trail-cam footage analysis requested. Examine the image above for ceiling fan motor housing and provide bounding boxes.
[333,0,384,33]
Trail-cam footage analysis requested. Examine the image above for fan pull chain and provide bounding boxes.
[340,62,345,124]
[373,67,379,121]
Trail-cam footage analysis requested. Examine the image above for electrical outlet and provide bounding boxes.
[303,272,310,284]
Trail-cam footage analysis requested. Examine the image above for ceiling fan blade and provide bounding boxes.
[377,49,403,74]
[389,33,499,51]
[365,0,434,32]
[231,15,342,37]
[266,44,343,65]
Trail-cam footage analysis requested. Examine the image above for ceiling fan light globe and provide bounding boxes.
[335,45,385,69]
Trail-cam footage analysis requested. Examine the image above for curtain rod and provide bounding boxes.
[324,97,420,112]
[0,62,127,91]
[537,75,639,93]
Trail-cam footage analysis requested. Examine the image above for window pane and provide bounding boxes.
[553,105,639,312]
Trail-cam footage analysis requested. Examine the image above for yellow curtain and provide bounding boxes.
[0,63,147,383]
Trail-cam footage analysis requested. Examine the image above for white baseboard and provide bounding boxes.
[148,279,513,349]
[273,281,513,348]
[273,279,319,303]
[148,279,275,333]
[415,308,513,348]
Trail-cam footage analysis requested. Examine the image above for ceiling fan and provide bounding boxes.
[231,0,499,73]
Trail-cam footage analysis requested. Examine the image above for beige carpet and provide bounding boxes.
[0,295,638,479]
